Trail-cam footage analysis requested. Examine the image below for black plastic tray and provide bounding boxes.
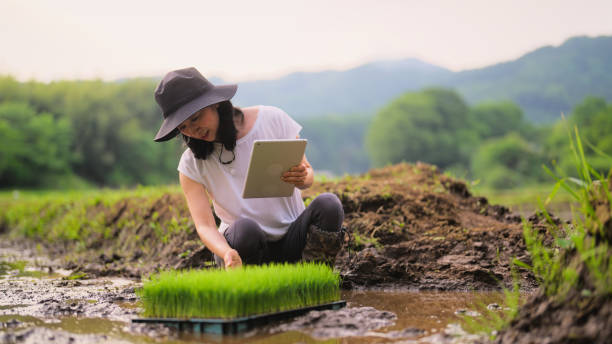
[132,300,346,335]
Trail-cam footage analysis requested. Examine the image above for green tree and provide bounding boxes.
[0,77,185,188]
[545,96,612,176]
[301,114,372,175]
[366,88,474,169]
[469,101,531,140]
[472,133,545,189]
[0,102,73,187]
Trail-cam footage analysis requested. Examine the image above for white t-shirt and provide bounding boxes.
[177,105,306,241]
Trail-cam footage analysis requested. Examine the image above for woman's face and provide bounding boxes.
[178,104,219,142]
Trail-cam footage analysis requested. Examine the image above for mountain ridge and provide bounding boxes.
[220,35,612,123]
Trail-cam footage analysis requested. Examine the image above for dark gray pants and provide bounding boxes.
[214,193,344,266]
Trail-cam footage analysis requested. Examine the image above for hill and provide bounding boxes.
[229,35,612,123]
[449,35,612,123]
[232,58,451,118]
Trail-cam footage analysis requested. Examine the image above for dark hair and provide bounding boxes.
[181,101,244,161]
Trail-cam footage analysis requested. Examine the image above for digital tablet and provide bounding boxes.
[242,139,307,198]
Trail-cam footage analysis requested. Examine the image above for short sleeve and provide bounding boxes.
[177,149,205,185]
[270,106,302,139]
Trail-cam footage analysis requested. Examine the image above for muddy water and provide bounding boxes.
[1,246,507,344]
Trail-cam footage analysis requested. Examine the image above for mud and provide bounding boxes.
[1,327,132,344]
[0,245,160,343]
[1,243,510,343]
[271,306,411,339]
[0,247,138,323]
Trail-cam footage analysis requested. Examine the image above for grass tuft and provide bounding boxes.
[521,124,612,299]
[138,262,341,319]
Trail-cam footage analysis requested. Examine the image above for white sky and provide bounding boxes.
[1,0,611,82]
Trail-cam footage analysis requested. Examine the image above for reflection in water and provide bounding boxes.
[343,290,505,336]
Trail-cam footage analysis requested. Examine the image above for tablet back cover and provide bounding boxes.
[242,139,307,198]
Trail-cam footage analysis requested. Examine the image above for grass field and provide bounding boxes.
[0,185,183,242]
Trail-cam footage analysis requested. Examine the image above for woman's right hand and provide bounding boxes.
[224,249,242,269]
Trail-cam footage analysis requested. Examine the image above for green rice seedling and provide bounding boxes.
[138,262,341,319]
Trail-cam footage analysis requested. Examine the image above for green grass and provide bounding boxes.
[0,185,182,243]
[0,185,181,202]
[0,260,27,275]
[138,262,341,319]
[516,125,612,298]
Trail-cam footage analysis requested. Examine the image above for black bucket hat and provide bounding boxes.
[153,67,237,142]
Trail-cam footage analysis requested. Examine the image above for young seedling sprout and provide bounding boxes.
[138,262,341,318]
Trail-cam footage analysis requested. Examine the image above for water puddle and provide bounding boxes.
[0,315,151,343]
[345,290,504,333]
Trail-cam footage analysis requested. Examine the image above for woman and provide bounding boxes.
[153,67,344,269]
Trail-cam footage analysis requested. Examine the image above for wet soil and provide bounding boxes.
[0,243,507,343]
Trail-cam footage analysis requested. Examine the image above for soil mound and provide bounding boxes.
[303,162,536,290]
[3,162,539,290]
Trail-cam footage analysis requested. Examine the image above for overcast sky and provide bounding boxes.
[1,0,611,82]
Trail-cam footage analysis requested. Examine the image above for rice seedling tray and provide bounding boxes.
[132,300,346,335]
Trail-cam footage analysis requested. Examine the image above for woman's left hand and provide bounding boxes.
[282,162,308,188]
[282,156,313,189]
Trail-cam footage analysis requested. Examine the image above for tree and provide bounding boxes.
[469,101,530,140]
[472,133,545,189]
[301,114,372,175]
[0,102,73,187]
[545,97,612,176]
[366,88,474,169]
